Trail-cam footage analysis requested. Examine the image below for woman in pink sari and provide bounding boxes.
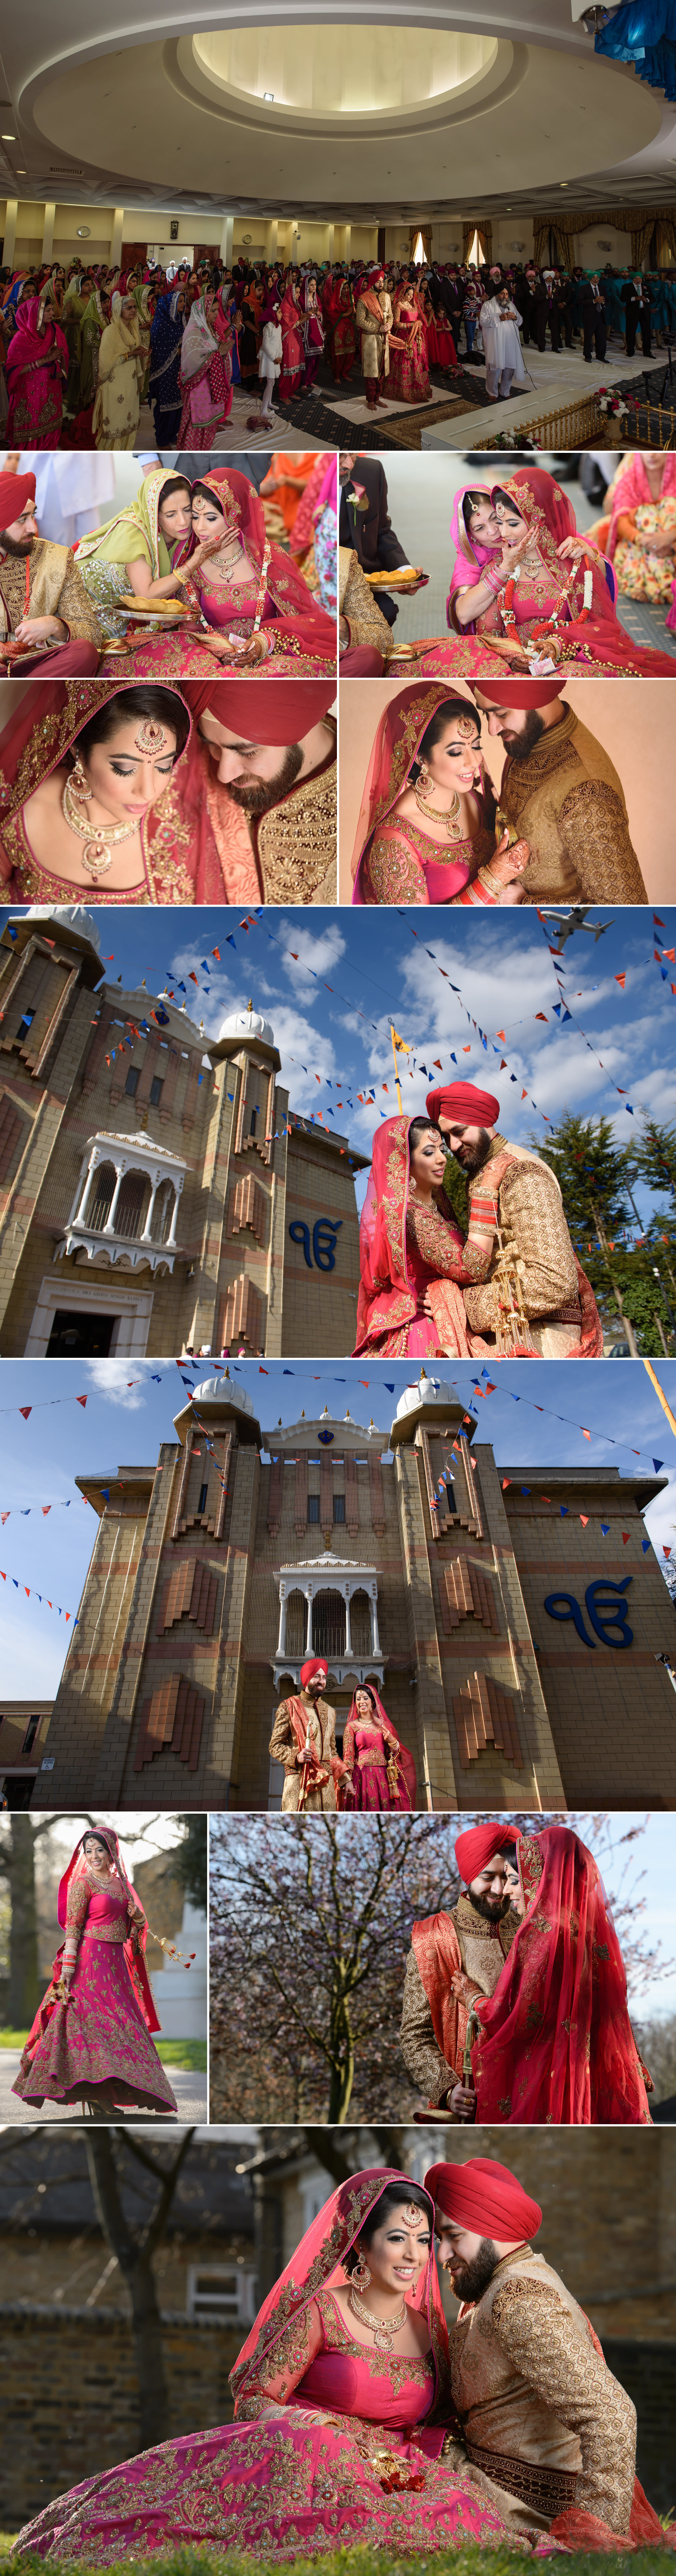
[341,1686,417,1810]
[11,1825,178,2119]
[14,2167,548,2561]
[5,284,68,446]
[353,1112,493,1360]
[351,683,528,906]
[443,469,676,676]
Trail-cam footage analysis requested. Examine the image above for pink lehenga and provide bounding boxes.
[14,2167,553,2562]
[341,1688,417,1811]
[353,1113,492,1361]
[11,1827,177,2116]
[388,288,432,404]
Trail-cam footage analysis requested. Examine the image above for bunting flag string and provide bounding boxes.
[0,1573,77,1622]
[445,1368,674,1478]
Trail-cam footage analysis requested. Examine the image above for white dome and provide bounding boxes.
[22,904,101,952]
[192,1375,254,1415]
[218,1006,274,1045]
[395,1373,454,1420]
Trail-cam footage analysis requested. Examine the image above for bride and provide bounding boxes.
[353,1113,493,1360]
[14,2168,547,2560]
[351,684,529,907]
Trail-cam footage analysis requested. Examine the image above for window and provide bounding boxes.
[467,228,481,268]
[21,1716,40,1756]
[125,1065,141,1098]
[16,1009,36,1042]
[150,1075,164,1107]
[307,1494,320,1523]
[333,1494,346,1524]
[198,1483,208,1514]
[249,1107,258,1135]
[186,2265,257,2325]
[412,230,425,265]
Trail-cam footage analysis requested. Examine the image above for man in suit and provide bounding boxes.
[621,274,650,355]
[338,450,428,628]
[581,275,607,361]
[554,271,574,347]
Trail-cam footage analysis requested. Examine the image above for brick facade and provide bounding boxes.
[28,1385,676,1813]
[0,917,366,1362]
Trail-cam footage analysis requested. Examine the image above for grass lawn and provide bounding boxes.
[1,2547,675,2575]
[0,2035,207,2072]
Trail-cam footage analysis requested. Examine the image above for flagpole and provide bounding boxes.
[642,1356,676,1443]
[390,1022,403,1113]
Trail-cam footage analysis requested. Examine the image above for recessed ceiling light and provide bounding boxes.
[264,91,274,101]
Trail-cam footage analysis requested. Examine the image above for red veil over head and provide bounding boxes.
[490,468,676,675]
[446,483,499,634]
[471,1825,652,2125]
[21,1822,161,2062]
[230,2166,448,2414]
[350,681,484,907]
[0,677,195,891]
[353,1111,473,1360]
[345,1683,417,1810]
[178,465,335,660]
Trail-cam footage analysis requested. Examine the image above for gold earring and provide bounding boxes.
[414,759,434,814]
[352,2254,372,2291]
[71,753,92,802]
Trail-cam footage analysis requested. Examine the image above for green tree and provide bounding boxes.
[531,1112,675,1352]
[173,1815,208,1912]
[632,1121,676,1214]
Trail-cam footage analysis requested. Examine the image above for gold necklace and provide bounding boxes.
[348,2287,408,2350]
[413,780,463,842]
[61,772,141,882]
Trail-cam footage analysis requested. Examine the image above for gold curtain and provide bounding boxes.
[553,223,577,273]
[409,225,432,264]
[630,218,656,269]
[461,221,491,265]
[657,216,676,263]
[532,220,549,268]
[462,222,475,264]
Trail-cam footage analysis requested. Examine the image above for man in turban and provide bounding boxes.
[354,269,394,409]
[425,2154,652,2551]
[0,471,102,672]
[471,679,646,904]
[190,680,336,904]
[269,1657,342,1813]
[400,1823,523,2114]
[425,1080,602,1358]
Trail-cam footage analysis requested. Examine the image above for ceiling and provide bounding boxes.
[1,5,675,226]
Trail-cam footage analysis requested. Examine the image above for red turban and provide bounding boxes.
[0,471,36,532]
[424,2157,542,2242]
[425,1082,500,1129]
[470,680,565,709]
[184,681,336,744]
[300,1657,328,1687]
[454,1822,521,1885]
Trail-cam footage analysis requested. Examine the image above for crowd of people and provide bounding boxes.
[1,247,674,443]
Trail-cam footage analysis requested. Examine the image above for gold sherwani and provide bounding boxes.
[0,539,103,648]
[498,704,645,904]
[400,1894,521,2106]
[448,2246,636,2536]
[339,547,392,657]
[254,732,336,905]
[356,290,393,380]
[269,1692,338,1812]
[458,1134,582,1357]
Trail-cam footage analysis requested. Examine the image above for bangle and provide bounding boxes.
[484,562,506,594]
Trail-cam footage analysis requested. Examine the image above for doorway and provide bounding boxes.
[46,1309,116,1357]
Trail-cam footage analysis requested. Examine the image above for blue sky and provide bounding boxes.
[1,1351,675,1694]
[3,901,675,1226]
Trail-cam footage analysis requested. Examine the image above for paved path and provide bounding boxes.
[0,2051,206,2124]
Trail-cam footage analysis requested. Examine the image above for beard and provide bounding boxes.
[468,1887,512,1922]
[499,708,546,763]
[219,742,304,812]
[446,2238,501,2305]
[449,1128,492,1177]
[1,532,35,558]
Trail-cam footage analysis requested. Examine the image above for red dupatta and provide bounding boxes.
[353,1111,479,1359]
[343,1685,417,1809]
[471,1825,653,2125]
[21,1824,161,2064]
[491,468,676,674]
[350,681,487,906]
[5,292,68,387]
[230,2165,449,2419]
[0,677,204,894]
[177,466,335,662]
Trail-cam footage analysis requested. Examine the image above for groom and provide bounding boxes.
[269,1656,340,1812]
[425,1078,602,1356]
[470,678,646,905]
[400,1823,522,2115]
[427,2154,643,2546]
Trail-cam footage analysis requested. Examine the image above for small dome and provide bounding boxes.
[22,904,101,952]
[218,1005,274,1046]
[192,1375,254,1415]
[395,1373,454,1420]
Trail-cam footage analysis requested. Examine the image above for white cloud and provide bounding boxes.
[84,1360,148,1408]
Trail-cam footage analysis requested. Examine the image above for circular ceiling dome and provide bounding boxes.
[193,25,496,121]
[396,1374,454,1419]
[192,1375,254,1413]
[218,1005,274,1044]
